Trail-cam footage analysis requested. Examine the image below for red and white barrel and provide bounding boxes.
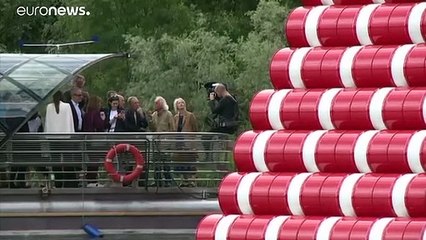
[233,130,426,173]
[269,45,426,89]
[286,4,426,47]
[218,172,426,217]
[196,214,225,240]
[218,172,296,215]
[302,0,426,6]
[250,88,426,130]
[196,215,426,240]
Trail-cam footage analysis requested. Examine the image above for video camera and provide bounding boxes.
[203,82,227,100]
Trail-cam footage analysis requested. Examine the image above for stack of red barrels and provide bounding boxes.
[197,0,426,239]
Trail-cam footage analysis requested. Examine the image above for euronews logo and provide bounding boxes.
[16,6,90,16]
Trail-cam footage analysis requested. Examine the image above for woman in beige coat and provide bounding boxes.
[174,98,197,132]
[173,98,198,187]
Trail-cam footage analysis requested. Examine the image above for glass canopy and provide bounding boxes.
[0,53,125,148]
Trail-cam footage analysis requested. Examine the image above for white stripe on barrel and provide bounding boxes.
[339,173,365,216]
[423,97,426,130]
[340,46,363,87]
[289,48,311,89]
[303,130,327,172]
[321,0,334,5]
[368,218,394,240]
[369,88,393,130]
[407,130,426,173]
[236,172,262,214]
[356,4,380,45]
[305,6,328,47]
[264,216,290,240]
[214,215,239,240]
[252,130,277,172]
[316,217,342,240]
[372,0,385,3]
[408,3,426,43]
[391,45,414,87]
[354,131,377,172]
[392,174,417,217]
[318,88,341,129]
[268,90,291,130]
[287,172,313,216]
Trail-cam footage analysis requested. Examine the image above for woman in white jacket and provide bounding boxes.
[45,91,74,133]
[44,91,75,188]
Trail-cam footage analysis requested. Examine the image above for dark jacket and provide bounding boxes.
[208,95,239,133]
[209,95,238,120]
[69,102,84,132]
[5,117,29,133]
[63,89,89,111]
[124,109,149,132]
[105,108,126,132]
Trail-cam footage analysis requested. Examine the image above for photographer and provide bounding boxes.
[208,83,239,134]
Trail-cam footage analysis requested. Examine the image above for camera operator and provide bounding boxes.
[208,83,239,134]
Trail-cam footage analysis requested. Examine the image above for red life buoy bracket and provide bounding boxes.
[104,144,144,184]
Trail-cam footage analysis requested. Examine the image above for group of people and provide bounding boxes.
[4,74,239,188]
[42,75,202,187]
[45,75,198,135]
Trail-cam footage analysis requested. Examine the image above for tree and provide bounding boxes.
[125,20,237,129]
[47,0,197,53]
[125,0,290,132]
[0,0,58,52]
[45,0,198,100]
[184,0,260,40]
[234,0,290,131]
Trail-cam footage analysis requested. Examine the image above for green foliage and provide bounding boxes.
[125,23,237,129]
[126,0,289,131]
[234,0,290,131]
[0,0,58,52]
[47,0,197,53]
[0,44,6,53]
[44,0,200,101]
[184,0,260,40]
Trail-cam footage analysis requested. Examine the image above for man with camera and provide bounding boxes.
[208,83,239,134]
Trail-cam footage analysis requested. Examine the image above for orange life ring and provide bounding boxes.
[104,144,144,184]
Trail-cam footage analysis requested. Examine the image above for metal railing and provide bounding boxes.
[0,132,234,191]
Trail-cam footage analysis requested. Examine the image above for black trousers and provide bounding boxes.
[50,142,81,188]
[153,152,172,186]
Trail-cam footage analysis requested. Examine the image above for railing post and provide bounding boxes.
[144,135,151,190]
